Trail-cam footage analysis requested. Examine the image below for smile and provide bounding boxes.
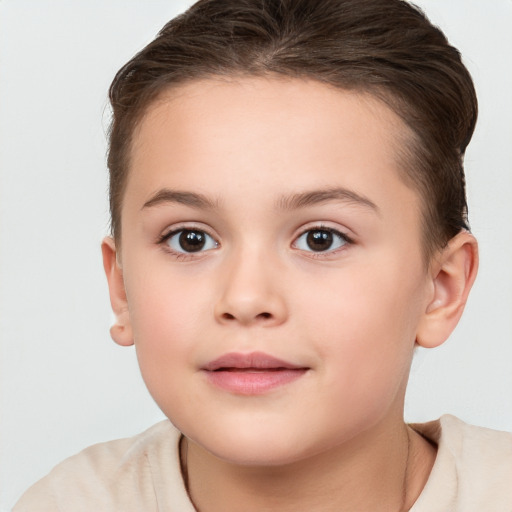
[202,351,309,395]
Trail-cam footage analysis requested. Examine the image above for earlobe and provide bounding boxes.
[416,231,478,349]
[101,237,134,347]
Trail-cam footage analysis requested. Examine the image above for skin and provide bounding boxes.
[102,77,478,511]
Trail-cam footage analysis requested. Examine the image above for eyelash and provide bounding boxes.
[157,224,353,259]
[292,225,353,258]
[157,225,219,260]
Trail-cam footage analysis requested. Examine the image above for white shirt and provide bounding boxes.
[14,415,512,511]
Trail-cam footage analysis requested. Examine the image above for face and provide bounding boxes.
[112,78,434,466]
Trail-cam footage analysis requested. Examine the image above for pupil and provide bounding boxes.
[179,230,206,252]
[306,230,333,251]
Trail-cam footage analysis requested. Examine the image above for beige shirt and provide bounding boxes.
[14,415,512,511]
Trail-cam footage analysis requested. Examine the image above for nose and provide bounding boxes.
[214,249,288,327]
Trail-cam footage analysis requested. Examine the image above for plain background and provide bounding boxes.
[1,0,511,509]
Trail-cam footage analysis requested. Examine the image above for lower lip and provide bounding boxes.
[204,368,307,395]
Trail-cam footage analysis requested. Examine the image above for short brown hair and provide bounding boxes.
[108,0,477,258]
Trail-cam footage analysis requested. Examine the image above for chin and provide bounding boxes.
[187,423,329,468]
[210,441,307,467]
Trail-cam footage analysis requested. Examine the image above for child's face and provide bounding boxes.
[114,78,434,465]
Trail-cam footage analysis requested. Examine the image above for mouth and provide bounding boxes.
[202,351,309,395]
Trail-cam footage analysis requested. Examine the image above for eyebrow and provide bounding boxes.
[141,186,379,214]
[142,189,219,210]
[276,187,380,214]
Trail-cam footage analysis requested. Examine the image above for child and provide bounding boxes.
[14,0,512,510]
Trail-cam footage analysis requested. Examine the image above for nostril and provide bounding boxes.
[221,311,272,321]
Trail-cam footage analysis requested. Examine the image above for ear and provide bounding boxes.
[416,231,479,349]
[101,237,134,346]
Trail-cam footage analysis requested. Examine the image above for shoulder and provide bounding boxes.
[439,414,512,458]
[411,415,512,512]
[13,421,194,512]
[421,414,512,476]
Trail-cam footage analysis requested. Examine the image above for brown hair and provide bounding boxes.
[108,0,477,259]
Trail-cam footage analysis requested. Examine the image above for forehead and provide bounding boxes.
[126,77,420,221]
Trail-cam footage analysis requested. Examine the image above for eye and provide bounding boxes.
[294,227,349,253]
[165,229,218,253]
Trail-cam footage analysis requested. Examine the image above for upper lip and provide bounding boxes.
[203,351,306,371]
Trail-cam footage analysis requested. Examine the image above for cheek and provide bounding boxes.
[124,268,212,394]
[129,282,194,343]
[299,261,425,401]
[302,262,422,339]
[126,257,213,337]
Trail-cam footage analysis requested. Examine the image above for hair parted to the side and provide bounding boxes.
[108,0,477,259]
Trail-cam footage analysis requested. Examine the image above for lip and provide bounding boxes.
[202,351,309,395]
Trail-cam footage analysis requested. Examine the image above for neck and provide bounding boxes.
[182,418,436,512]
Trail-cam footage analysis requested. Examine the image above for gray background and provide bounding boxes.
[1,1,511,509]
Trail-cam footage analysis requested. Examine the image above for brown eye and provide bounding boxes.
[166,229,218,253]
[294,228,348,252]
[306,230,333,251]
